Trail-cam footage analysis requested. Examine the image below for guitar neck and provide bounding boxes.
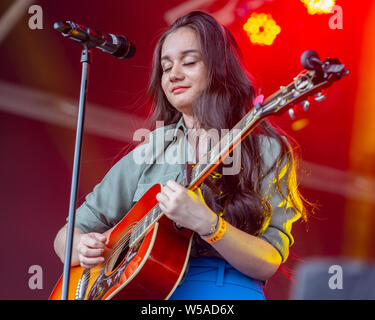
[187,105,265,190]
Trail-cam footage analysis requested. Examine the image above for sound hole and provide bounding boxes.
[113,246,129,270]
[106,242,130,273]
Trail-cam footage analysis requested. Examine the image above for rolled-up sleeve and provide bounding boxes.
[74,147,147,234]
[258,136,302,263]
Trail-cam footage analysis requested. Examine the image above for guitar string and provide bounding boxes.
[79,217,155,285]
[82,205,161,282]
[78,228,143,287]
[78,203,165,286]
[78,202,166,287]
[78,234,132,284]
[78,212,157,287]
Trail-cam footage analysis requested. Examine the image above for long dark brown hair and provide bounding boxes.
[147,11,307,242]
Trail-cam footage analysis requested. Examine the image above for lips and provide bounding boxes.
[172,86,189,93]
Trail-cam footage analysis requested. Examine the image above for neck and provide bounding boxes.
[182,113,200,130]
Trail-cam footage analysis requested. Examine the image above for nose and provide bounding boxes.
[169,63,185,82]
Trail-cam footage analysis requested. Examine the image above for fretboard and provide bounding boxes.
[188,107,263,188]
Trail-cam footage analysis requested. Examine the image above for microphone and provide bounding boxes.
[53,21,136,59]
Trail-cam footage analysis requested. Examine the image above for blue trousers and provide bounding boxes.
[169,257,265,300]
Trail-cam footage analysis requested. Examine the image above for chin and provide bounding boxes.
[170,100,193,114]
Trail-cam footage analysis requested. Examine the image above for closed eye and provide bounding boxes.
[183,61,196,66]
[162,67,172,73]
[162,62,196,73]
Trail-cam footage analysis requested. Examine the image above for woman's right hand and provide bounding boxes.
[76,232,107,269]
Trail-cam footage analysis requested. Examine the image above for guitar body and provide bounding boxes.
[50,184,193,300]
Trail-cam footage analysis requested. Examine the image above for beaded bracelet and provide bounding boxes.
[201,216,227,244]
[200,214,220,237]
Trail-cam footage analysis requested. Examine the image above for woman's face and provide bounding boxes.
[161,27,208,116]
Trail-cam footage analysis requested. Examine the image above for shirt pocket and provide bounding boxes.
[132,171,181,202]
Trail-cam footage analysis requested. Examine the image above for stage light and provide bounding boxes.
[243,13,281,46]
[300,0,336,15]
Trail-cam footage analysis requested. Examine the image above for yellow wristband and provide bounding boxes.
[201,217,226,244]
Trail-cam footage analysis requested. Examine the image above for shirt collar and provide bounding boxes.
[172,116,188,139]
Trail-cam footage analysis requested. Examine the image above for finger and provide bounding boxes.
[78,246,104,258]
[156,192,169,204]
[79,255,105,269]
[93,233,109,246]
[166,180,183,191]
[161,185,174,199]
[165,181,188,199]
[158,201,168,213]
[92,232,107,243]
[81,234,106,249]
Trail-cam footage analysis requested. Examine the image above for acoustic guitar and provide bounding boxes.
[50,51,348,300]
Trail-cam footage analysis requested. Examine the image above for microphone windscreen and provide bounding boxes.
[115,36,136,59]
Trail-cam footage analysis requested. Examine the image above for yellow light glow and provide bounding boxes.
[301,0,336,15]
[291,118,309,131]
[243,13,281,46]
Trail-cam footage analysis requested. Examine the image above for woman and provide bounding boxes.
[54,11,306,300]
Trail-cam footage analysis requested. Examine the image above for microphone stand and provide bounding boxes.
[61,46,92,300]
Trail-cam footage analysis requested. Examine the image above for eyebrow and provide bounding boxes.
[161,49,200,61]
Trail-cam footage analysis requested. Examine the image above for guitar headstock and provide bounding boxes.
[258,51,349,119]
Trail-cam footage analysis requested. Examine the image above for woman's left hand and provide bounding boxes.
[156,181,281,280]
[156,180,217,236]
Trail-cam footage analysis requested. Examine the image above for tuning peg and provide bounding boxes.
[301,100,310,111]
[288,108,295,120]
[314,92,326,102]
